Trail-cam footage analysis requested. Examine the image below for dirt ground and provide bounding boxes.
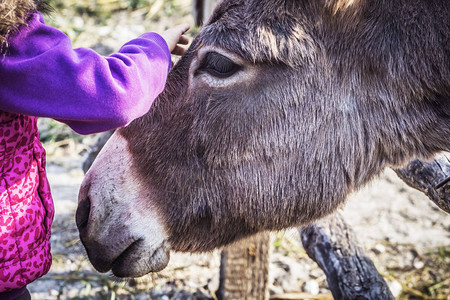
[24,2,450,299]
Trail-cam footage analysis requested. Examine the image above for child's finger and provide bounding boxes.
[172,23,190,36]
[178,35,189,45]
[171,45,186,56]
[177,23,190,34]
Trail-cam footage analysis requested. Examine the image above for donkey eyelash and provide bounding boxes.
[196,52,242,78]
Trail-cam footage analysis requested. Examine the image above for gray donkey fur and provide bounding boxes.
[97,0,450,253]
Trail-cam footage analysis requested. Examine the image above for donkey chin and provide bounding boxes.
[77,133,170,277]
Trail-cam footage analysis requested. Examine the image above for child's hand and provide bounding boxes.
[160,23,190,56]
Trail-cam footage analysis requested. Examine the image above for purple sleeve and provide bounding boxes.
[0,13,171,134]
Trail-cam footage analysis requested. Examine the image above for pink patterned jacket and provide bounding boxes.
[0,111,54,292]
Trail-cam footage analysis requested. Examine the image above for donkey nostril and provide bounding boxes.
[76,196,91,232]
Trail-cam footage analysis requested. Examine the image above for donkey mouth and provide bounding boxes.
[110,240,170,278]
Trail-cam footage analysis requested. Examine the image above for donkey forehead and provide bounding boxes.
[198,0,317,67]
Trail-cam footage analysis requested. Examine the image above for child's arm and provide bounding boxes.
[0,13,188,134]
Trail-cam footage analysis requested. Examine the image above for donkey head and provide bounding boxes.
[77,0,449,277]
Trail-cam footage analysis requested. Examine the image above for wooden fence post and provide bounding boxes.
[217,232,271,300]
[193,0,221,26]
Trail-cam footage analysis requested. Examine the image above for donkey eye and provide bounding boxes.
[198,52,241,78]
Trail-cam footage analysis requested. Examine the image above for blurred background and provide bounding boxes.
[30,1,449,299]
